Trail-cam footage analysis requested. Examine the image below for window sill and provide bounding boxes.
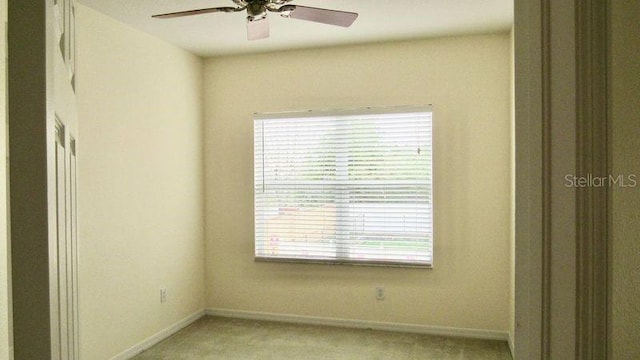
[254,256,433,269]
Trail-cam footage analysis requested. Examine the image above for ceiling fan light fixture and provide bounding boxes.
[247,16,270,40]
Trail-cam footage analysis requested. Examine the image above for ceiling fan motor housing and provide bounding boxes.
[246,0,268,21]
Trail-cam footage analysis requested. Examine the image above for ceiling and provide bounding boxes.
[77,0,513,57]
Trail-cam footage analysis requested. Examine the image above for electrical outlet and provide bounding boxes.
[375,286,385,300]
[160,288,167,304]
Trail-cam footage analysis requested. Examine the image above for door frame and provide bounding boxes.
[514,0,610,358]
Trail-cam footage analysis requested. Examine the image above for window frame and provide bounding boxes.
[253,106,434,268]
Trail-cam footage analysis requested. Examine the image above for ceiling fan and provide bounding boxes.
[152,0,358,41]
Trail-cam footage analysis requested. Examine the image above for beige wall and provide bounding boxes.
[204,34,512,332]
[76,6,205,359]
[0,0,9,357]
[611,0,640,358]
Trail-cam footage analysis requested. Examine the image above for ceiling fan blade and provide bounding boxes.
[247,17,270,41]
[287,6,358,27]
[152,7,242,19]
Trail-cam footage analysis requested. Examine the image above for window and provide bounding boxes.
[254,107,433,267]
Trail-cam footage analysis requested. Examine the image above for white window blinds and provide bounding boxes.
[254,107,433,267]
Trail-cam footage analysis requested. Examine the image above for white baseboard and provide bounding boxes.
[205,308,509,341]
[110,309,205,360]
[508,332,515,359]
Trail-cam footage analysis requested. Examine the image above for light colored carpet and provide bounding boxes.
[132,316,512,360]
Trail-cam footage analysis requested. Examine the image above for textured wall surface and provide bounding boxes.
[204,34,512,332]
[76,6,205,359]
